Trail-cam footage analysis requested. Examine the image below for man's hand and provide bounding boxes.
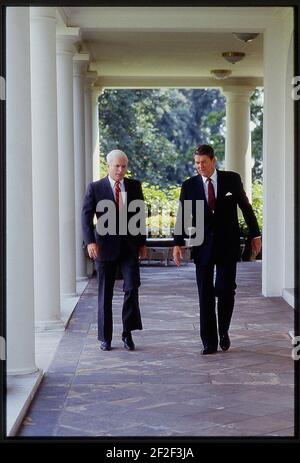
[139,245,147,260]
[173,246,183,267]
[251,237,262,257]
[87,243,99,260]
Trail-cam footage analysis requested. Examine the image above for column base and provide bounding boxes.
[61,292,78,298]
[7,365,39,376]
[35,319,65,332]
[60,292,83,325]
[76,276,89,282]
[76,278,89,297]
[282,288,294,308]
[7,368,44,436]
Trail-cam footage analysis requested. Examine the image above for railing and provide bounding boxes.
[143,238,191,266]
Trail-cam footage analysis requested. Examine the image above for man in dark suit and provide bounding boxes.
[82,149,147,352]
[173,144,261,355]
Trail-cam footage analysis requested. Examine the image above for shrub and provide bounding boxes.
[239,181,263,236]
[142,182,263,239]
[143,184,180,237]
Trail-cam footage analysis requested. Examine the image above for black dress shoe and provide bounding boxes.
[220,333,231,351]
[100,341,111,351]
[122,334,135,351]
[201,346,217,355]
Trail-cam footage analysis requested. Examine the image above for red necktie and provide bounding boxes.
[115,181,122,209]
[207,177,216,212]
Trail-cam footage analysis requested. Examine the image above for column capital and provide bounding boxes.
[92,86,104,98]
[56,24,80,38]
[73,53,90,76]
[84,71,98,91]
[30,7,56,22]
[56,34,79,56]
[221,85,256,100]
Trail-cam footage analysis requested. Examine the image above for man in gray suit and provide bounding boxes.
[82,150,147,352]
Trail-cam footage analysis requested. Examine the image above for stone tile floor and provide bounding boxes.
[18,261,295,437]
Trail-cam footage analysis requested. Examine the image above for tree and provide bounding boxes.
[251,89,263,182]
[98,88,226,186]
[98,88,263,185]
[98,88,263,241]
[99,89,179,185]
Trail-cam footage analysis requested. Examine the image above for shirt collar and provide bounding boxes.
[201,169,217,184]
[108,175,125,189]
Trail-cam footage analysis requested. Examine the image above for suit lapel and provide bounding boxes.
[123,177,130,204]
[195,175,205,200]
[103,176,115,203]
[215,170,225,211]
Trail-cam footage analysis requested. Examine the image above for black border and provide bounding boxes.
[0,2,6,446]
[1,0,300,6]
[0,0,299,449]
[294,4,300,447]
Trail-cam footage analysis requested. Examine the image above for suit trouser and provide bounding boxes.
[195,261,237,349]
[95,253,143,342]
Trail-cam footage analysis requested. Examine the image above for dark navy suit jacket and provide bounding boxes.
[174,170,260,264]
[82,176,146,261]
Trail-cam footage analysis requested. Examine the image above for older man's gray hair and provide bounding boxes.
[106,149,128,165]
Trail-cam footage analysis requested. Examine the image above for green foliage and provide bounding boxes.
[142,184,180,237]
[98,88,263,237]
[251,89,263,182]
[142,183,180,205]
[199,109,226,167]
[143,182,263,239]
[252,181,263,231]
[99,89,179,186]
[99,155,107,178]
[98,88,227,186]
[239,180,263,236]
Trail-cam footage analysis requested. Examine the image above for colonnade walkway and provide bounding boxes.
[18,262,294,437]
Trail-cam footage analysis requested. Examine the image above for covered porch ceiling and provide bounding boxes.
[56,6,290,88]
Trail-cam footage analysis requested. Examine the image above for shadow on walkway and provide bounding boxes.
[18,262,294,437]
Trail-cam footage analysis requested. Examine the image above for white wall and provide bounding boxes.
[284,12,295,289]
[262,10,294,297]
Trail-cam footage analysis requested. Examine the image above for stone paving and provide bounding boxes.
[18,261,295,437]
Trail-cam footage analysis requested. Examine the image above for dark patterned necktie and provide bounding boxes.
[207,177,216,212]
[115,181,122,209]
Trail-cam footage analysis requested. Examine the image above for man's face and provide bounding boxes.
[194,154,216,178]
[108,156,128,181]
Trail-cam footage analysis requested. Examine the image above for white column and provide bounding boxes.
[6,7,38,374]
[283,12,294,305]
[56,35,78,297]
[30,7,63,329]
[84,72,98,187]
[73,54,90,281]
[222,86,254,200]
[92,87,102,181]
[262,15,290,296]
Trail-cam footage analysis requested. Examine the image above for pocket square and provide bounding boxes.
[225,192,233,196]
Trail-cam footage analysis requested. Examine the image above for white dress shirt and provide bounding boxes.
[108,175,126,203]
[201,169,218,203]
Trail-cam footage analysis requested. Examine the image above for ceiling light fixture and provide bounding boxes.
[222,51,245,64]
[210,69,232,80]
[232,33,259,43]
